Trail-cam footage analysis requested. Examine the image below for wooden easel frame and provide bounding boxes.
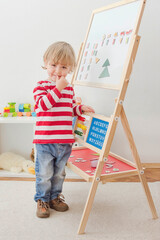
[67,0,158,234]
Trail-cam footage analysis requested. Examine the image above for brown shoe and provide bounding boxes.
[49,194,69,212]
[36,199,50,218]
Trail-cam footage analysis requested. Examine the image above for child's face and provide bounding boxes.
[45,62,71,81]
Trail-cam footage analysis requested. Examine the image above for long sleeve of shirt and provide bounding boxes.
[33,80,82,144]
[33,81,62,111]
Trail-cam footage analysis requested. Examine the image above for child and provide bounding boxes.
[33,41,94,218]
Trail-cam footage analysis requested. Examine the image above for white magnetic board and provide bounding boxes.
[73,0,144,89]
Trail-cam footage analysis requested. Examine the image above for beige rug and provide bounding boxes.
[0,181,160,240]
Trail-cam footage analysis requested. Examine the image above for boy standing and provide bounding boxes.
[33,41,94,218]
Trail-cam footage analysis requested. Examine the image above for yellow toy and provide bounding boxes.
[77,123,87,131]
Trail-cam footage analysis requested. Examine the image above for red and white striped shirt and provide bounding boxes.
[33,80,82,144]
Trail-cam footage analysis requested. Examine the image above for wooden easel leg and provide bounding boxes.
[78,177,100,234]
[120,107,158,219]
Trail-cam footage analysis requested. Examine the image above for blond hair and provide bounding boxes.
[43,41,76,71]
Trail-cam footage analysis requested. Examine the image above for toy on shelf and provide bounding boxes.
[3,102,16,117]
[2,102,36,117]
[0,152,35,174]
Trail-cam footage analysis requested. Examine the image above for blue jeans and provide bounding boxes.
[34,143,72,202]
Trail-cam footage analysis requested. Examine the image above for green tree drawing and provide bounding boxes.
[99,59,110,78]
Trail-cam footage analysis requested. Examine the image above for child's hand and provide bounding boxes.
[56,76,68,92]
[81,105,95,113]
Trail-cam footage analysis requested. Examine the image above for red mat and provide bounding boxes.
[68,148,136,176]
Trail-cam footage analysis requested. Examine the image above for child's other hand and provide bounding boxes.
[56,76,68,92]
[81,105,95,113]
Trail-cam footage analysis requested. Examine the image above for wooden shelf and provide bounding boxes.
[0,117,36,124]
[0,166,82,181]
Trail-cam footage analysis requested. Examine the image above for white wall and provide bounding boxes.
[0,0,159,162]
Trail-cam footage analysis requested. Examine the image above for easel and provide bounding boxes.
[68,0,158,234]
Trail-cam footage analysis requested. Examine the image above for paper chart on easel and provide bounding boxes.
[75,1,141,88]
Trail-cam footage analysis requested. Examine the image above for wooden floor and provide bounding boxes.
[0,163,160,182]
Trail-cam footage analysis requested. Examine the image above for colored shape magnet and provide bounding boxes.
[120,38,123,44]
[113,168,119,172]
[126,37,129,44]
[95,58,100,64]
